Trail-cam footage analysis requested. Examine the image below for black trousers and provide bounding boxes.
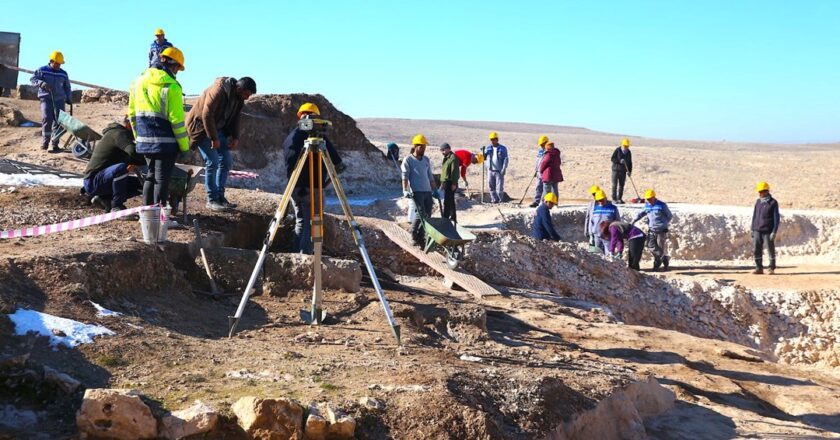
[753,232,776,269]
[442,184,457,222]
[611,170,626,201]
[143,152,177,206]
[627,236,645,270]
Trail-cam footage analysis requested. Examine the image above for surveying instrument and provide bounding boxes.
[227,116,401,345]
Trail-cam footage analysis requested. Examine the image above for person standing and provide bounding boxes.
[440,143,459,222]
[401,134,438,247]
[539,141,563,198]
[602,220,647,270]
[283,102,344,254]
[583,185,603,251]
[632,189,673,271]
[453,149,478,189]
[82,116,146,212]
[128,46,189,207]
[750,181,780,275]
[30,51,71,152]
[532,193,561,241]
[148,28,173,67]
[482,132,508,203]
[530,135,549,207]
[589,190,619,255]
[186,76,257,211]
[610,138,633,203]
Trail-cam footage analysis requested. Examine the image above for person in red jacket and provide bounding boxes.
[453,149,478,188]
[539,142,564,198]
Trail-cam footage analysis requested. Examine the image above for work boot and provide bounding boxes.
[529,201,539,208]
[617,199,625,204]
[220,196,238,209]
[112,205,138,221]
[767,268,775,275]
[653,257,662,271]
[206,200,230,212]
[91,196,111,212]
[752,267,764,275]
[662,256,670,271]
[41,143,49,150]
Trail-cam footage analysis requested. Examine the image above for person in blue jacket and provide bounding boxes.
[30,51,71,152]
[589,190,619,256]
[149,28,174,67]
[532,192,561,241]
[632,189,674,271]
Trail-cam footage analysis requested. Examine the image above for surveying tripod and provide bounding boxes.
[227,119,401,345]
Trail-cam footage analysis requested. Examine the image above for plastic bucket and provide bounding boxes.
[158,206,171,242]
[139,207,161,244]
[408,201,417,223]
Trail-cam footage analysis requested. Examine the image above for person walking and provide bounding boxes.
[30,51,71,152]
[750,181,780,275]
[401,134,439,247]
[148,28,173,67]
[632,189,673,271]
[440,143,460,222]
[589,190,619,256]
[482,132,508,203]
[583,185,603,251]
[532,193,561,241]
[539,141,563,198]
[602,220,647,270]
[128,46,189,207]
[186,76,257,211]
[282,102,344,254]
[82,116,146,213]
[453,149,478,189]
[610,138,633,203]
[530,135,549,207]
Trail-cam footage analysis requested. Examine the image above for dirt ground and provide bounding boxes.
[1,98,840,439]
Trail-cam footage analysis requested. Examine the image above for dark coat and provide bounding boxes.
[539,148,564,183]
[282,127,343,191]
[532,204,561,241]
[83,123,145,179]
[752,196,780,233]
[611,147,633,174]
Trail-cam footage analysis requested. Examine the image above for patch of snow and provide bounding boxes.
[459,354,483,362]
[8,309,114,348]
[0,173,83,188]
[89,300,122,318]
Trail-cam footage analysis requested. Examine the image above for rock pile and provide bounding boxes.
[231,395,356,440]
[0,102,24,126]
[80,88,129,104]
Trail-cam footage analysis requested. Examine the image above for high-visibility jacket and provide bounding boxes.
[127,66,189,155]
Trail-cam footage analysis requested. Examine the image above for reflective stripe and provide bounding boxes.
[113,173,129,182]
[174,132,188,139]
[136,136,177,143]
[135,110,166,119]
[172,121,185,129]
[160,85,170,116]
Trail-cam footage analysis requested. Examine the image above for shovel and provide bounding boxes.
[624,162,643,203]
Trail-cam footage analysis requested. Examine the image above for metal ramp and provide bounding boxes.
[0,159,81,178]
[360,217,502,299]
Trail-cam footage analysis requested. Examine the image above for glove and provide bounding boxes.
[769,232,776,241]
[620,159,625,164]
[432,189,441,199]
[612,252,623,262]
[403,189,412,198]
[39,81,52,92]
[588,235,595,246]
[463,180,469,188]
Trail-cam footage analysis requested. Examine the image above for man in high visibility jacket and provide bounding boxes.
[128,46,189,207]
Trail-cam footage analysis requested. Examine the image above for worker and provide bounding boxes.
[539,141,563,198]
[589,190,619,255]
[601,220,646,270]
[30,51,71,152]
[386,142,400,164]
[186,76,257,212]
[632,189,673,271]
[583,185,602,251]
[610,138,633,204]
[440,143,459,222]
[532,192,561,241]
[282,102,344,254]
[82,116,145,213]
[453,148,478,189]
[530,135,549,207]
[750,181,780,275]
[128,46,189,208]
[148,28,173,67]
[401,134,438,247]
[482,132,508,203]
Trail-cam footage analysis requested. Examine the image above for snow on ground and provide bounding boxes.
[89,300,123,318]
[7,309,114,348]
[0,173,84,188]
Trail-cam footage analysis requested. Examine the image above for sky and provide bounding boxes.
[3,0,839,144]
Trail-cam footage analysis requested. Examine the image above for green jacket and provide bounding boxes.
[83,123,145,179]
[441,152,459,185]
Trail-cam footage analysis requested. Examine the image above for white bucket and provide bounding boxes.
[139,207,161,244]
[408,201,417,223]
[158,206,171,243]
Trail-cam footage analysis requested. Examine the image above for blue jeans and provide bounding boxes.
[197,132,231,202]
[83,163,142,207]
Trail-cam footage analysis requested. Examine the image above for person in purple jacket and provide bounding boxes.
[600,220,646,270]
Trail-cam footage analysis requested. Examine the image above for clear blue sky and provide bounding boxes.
[4,0,839,143]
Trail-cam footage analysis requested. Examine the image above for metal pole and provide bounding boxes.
[309,145,324,325]
[1,63,123,92]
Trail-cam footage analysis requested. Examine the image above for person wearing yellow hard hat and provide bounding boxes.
[610,138,633,204]
[401,134,438,246]
[583,185,603,251]
[589,190,619,256]
[532,192,561,241]
[750,181,780,275]
[282,102,344,254]
[149,28,174,67]
[482,131,509,203]
[30,51,72,152]
[529,135,550,208]
[631,189,673,271]
[128,45,188,209]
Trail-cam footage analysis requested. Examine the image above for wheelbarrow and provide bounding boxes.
[52,110,102,159]
[412,194,476,269]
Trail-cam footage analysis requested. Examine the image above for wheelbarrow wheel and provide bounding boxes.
[446,254,460,270]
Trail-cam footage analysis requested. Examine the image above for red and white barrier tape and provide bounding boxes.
[229,170,259,179]
[0,205,159,239]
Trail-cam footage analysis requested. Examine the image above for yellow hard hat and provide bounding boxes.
[412,134,428,146]
[297,102,320,118]
[488,132,499,140]
[537,135,549,145]
[160,47,185,70]
[593,190,606,201]
[543,192,558,204]
[588,185,602,195]
[621,138,631,147]
[755,181,770,192]
[644,189,656,199]
[154,28,165,36]
[49,51,65,64]
[475,151,484,164]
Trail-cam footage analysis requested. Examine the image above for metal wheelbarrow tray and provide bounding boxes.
[422,217,476,269]
[54,110,102,158]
